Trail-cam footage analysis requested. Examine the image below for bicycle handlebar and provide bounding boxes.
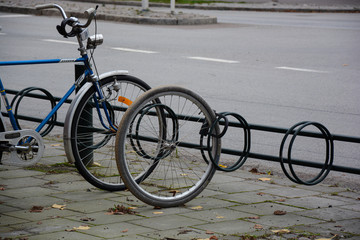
[35,4,67,19]
[35,4,97,29]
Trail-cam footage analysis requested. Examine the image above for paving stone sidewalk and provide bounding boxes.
[0,135,359,240]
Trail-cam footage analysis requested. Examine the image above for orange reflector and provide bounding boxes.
[118,96,133,106]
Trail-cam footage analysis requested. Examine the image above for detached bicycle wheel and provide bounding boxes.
[115,86,221,207]
[66,75,151,191]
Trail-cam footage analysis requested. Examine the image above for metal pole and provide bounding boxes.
[75,63,93,165]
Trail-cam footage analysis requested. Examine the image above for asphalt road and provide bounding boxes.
[0,10,359,188]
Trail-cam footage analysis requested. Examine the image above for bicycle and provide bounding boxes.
[0,4,151,191]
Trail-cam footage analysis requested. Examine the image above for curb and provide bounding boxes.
[0,5,217,25]
[72,0,360,13]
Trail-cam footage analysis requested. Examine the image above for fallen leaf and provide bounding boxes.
[92,162,101,167]
[274,210,287,215]
[257,192,266,196]
[258,177,271,182]
[210,235,218,240]
[52,204,66,210]
[249,168,266,175]
[80,217,95,222]
[191,206,203,210]
[153,211,164,214]
[254,224,263,229]
[0,187,5,191]
[216,215,225,219]
[74,225,90,230]
[206,230,215,234]
[316,236,338,240]
[248,216,260,219]
[343,64,348,66]
[169,190,180,196]
[271,229,291,234]
[107,205,137,215]
[51,143,61,147]
[277,199,286,202]
[218,164,227,168]
[30,206,44,213]
[121,229,128,233]
[66,225,91,231]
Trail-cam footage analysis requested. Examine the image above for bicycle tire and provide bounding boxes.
[115,86,221,207]
[67,75,151,191]
[0,116,5,162]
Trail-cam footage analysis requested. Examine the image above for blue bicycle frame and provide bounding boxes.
[0,55,117,135]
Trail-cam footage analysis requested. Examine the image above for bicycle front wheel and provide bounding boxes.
[66,75,151,191]
[115,86,221,207]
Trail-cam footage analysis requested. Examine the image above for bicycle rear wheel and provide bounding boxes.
[115,86,221,207]
[65,75,151,191]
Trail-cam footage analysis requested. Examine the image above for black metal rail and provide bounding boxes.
[2,88,359,185]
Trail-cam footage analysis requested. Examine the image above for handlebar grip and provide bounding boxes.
[77,6,98,28]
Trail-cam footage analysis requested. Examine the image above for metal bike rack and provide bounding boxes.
[2,89,359,185]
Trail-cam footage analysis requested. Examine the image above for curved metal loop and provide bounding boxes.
[10,87,57,137]
[279,121,334,185]
[201,112,251,172]
[129,103,179,161]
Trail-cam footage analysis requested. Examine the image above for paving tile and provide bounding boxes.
[129,215,206,231]
[229,202,303,215]
[4,208,77,222]
[207,179,270,194]
[295,206,360,221]
[52,189,121,202]
[0,177,48,189]
[65,199,120,214]
[314,219,360,235]
[0,169,45,178]
[283,196,349,209]
[339,203,360,212]
[180,207,254,222]
[141,227,220,240]
[262,186,319,198]
[6,217,92,236]
[27,230,103,240]
[185,196,238,209]
[193,219,257,235]
[1,195,67,210]
[249,212,325,228]
[0,214,29,226]
[65,210,143,225]
[0,186,60,199]
[131,205,192,218]
[213,191,279,204]
[82,222,155,238]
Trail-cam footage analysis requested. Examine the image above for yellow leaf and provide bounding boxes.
[271,229,291,234]
[191,206,203,210]
[92,162,101,167]
[316,236,338,240]
[258,177,271,181]
[51,144,61,147]
[153,211,164,214]
[218,164,227,168]
[216,215,224,219]
[52,204,66,210]
[254,224,263,229]
[74,225,90,230]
